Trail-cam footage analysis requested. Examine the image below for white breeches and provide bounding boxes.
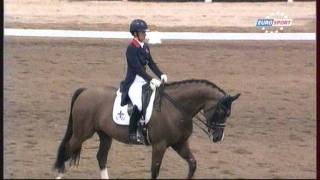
[128,75,147,111]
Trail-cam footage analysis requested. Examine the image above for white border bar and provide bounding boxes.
[4,28,315,41]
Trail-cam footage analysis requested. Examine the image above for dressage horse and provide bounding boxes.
[54,79,240,179]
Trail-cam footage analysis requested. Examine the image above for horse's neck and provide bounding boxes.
[166,83,224,117]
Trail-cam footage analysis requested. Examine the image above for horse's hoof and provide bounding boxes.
[56,173,64,179]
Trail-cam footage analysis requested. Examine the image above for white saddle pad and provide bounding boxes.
[112,88,156,125]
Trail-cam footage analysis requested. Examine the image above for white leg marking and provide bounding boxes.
[56,173,64,179]
[101,168,109,179]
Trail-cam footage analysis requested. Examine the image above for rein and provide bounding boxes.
[157,84,218,137]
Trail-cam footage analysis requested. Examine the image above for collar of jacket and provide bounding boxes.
[131,39,144,48]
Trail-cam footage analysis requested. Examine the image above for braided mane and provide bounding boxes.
[165,79,226,95]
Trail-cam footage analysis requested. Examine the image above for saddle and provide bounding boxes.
[113,83,162,145]
[120,83,153,119]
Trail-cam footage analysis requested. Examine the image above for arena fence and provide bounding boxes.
[4,28,315,41]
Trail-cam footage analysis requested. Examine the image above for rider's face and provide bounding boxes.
[137,31,146,42]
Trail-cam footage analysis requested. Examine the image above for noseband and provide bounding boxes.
[203,103,227,138]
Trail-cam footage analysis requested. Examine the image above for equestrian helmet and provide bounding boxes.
[129,19,149,35]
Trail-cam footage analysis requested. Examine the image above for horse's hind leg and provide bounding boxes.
[96,130,113,179]
[55,135,85,179]
[55,130,94,179]
[171,140,197,179]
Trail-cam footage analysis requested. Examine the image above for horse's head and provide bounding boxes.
[204,93,240,143]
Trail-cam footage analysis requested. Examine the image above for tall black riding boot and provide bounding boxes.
[128,106,143,144]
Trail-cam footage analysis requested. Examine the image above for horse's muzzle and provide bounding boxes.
[211,128,224,143]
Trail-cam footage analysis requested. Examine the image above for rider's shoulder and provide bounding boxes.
[128,40,140,49]
[127,44,135,52]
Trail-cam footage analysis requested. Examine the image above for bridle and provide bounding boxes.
[157,84,227,138]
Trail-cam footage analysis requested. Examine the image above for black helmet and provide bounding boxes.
[129,19,149,35]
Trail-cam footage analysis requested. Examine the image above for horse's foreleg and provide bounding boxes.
[96,131,113,179]
[151,143,167,179]
[172,140,197,179]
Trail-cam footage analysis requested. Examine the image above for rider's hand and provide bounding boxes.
[161,74,168,83]
[150,79,161,90]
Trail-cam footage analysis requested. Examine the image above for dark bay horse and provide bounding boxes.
[54,79,240,179]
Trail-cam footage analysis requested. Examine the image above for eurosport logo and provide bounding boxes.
[256,12,293,33]
[256,18,292,27]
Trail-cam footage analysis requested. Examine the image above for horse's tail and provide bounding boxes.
[54,88,86,173]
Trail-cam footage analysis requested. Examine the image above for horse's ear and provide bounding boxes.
[231,93,241,102]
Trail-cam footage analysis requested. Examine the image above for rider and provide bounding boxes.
[120,19,168,144]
